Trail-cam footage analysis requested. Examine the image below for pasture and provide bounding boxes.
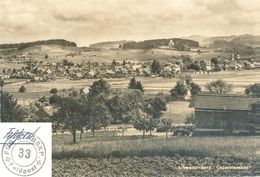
[3,69,260,106]
[1,65,259,176]
[0,45,231,64]
[52,131,257,177]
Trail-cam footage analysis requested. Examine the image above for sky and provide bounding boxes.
[0,0,260,46]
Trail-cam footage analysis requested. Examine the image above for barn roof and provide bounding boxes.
[193,94,260,111]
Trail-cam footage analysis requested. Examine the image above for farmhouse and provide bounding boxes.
[192,94,260,132]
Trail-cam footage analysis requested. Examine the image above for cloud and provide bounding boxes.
[54,13,93,22]
[0,0,259,45]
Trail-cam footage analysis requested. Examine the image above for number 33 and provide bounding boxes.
[18,148,31,159]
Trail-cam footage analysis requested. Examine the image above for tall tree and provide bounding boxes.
[190,82,201,96]
[245,83,260,97]
[108,89,145,124]
[211,57,222,71]
[131,108,151,138]
[50,90,85,144]
[145,93,167,135]
[136,81,144,92]
[200,60,207,71]
[128,77,144,92]
[160,118,173,140]
[151,60,161,74]
[128,77,137,89]
[170,80,189,99]
[1,92,26,122]
[108,95,128,123]
[86,79,112,136]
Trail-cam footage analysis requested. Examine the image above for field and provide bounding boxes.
[52,132,257,177]
[0,44,231,64]
[1,53,259,176]
[3,69,260,106]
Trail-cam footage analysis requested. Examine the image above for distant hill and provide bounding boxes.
[213,40,255,55]
[231,34,260,47]
[0,44,81,58]
[0,39,77,50]
[89,40,132,49]
[184,34,260,48]
[122,38,199,50]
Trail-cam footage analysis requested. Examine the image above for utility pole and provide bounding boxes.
[0,78,4,122]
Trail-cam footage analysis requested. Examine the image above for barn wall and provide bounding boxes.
[195,109,250,129]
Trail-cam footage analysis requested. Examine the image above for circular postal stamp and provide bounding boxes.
[1,132,46,176]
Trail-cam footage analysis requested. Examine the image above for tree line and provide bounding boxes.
[2,77,258,143]
[49,79,167,143]
[122,38,199,50]
[0,39,77,50]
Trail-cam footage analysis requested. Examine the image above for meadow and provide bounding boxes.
[0,45,230,64]
[1,59,259,176]
[3,69,260,106]
[52,131,257,177]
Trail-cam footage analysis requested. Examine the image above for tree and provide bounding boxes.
[86,95,112,136]
[185,113,195,125]
[190,82,201,96]
[245,84,260,97]
[151,60,161,74]
[50,88,58,94]
[1,92,26,122]
[160,118,172,140]
[170,80,189,99]
[108,95,129,123]
[200,60,207,71]
[145,93,167,135]
[88,79,110,98]
[62,59,74,66]
[188,62,200,71]
[128,77,144,92]
[136,81,144,92]
[128,77,137,89]
[206,80,232,94]
[211,57,222,71]
[86,79,112,136]
[27,104,50,122]
[170,76,201,99]
[52,92,83,143]
[50,90,85,144]
[19,85,26,93]
[118,89,145,123]
[131,108,151,138]
[111,59,117,66]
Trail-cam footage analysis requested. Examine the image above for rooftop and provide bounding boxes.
[193,94,260,111]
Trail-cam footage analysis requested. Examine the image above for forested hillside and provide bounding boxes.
[122,38,199,50]
[0,39,77,50]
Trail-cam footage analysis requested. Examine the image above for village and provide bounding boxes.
[0,51,259,82]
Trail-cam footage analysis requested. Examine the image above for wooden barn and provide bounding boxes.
[192,94,260,133]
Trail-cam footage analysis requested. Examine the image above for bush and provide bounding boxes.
[18,85,26,93]
[50,88,58,94]
[185,113,195,124]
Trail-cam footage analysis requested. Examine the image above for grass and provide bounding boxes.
[52,132,256,176]
[52,132,257,161]
[53,156,254,177]
[4,69,260,107]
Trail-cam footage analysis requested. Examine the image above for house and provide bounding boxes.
[168,39,175,48]
[172,65,181,73]
[75,72,84,78]
[255,63,260,68]
[192,94,260,132]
